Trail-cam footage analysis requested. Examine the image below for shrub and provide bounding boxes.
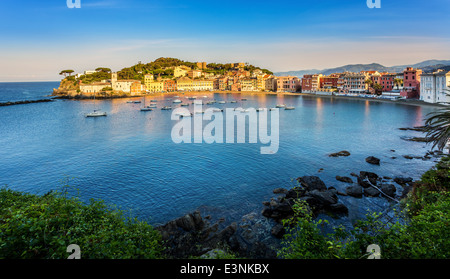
[0,187,163,259]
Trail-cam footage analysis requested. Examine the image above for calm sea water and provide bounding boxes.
[0,82,440,225]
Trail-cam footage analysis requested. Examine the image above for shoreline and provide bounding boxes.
[53,90,446,108]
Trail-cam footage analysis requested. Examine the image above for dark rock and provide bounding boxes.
[285,187,306,199]
[307,190,338,206]
[261,208,273,218]
[329,150,351,157]
[360,171,379,185]
[327,203,349,215]
[364,187,380,197]
[262,201,270,206]
[271,224,286,239]
[394,177,413,186]
[296,176,327,191]
[380,184,396,198]
[365,156,380,165]
[336,176,353,183]
[273,188,288,194]
[350,172,359,177]
[346,185,363,198]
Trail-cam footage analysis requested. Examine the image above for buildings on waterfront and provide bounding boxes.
[75,61,450,105]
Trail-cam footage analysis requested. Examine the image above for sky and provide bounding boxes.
[0,0,449,81]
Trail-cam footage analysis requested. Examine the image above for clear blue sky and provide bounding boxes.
[1,0,449,81]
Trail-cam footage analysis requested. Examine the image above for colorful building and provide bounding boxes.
[420,70,450,104]
[401,67,422,98]
[339,73,368,94]
[163,80,177,92]
[277,76,301,93]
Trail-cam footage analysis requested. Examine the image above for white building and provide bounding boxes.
[420,70,450,105]
[111,72,139,93]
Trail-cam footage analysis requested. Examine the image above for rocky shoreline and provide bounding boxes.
[155,147,445,259]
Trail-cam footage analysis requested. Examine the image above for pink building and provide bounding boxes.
[401,67,422,99]
[277,76,301,93]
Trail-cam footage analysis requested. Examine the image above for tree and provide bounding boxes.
[394,78,403,90]
[425,90,450,151]
[59,69,74,77]
[95,67,112,73]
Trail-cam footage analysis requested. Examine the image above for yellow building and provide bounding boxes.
[144,74,164,93]
[192,79,214,91]
[241,78,257,91]
[176,77,193,91]
[174,66,189,78]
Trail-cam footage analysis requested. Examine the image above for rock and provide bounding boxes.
[403,155,414,160]
[285,187,306,199]
[328,203,349,215]
[346,185,363,198]
[261,208,273,218]
[365,156,380,165]
[336,176,353,183]
[262,201,270,206]
[306,190,338,206]
[394,177,413,186]
[350,172,359,177]
[273,188,288,194]
[360,171,379,185]
[296,176,327,191]
[271,224,286,239]
[364,187,380,197]
[329,150,351,157]
[380,184,396,198]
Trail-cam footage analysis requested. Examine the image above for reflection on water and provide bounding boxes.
[0,85,443,225]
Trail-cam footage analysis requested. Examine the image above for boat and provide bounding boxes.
[218,101,226,104]
[213,109,223,112]
[86,110,107,117]
[140,96,153,111]
[126,101,133,103]
[234,107,244,112]
[161,106,172,110]
[180,103,190,106]
[276,104,286,108]
[173,99,182,103]
[241,98,247,101]
[148,104,157,108]
[270,108,278,111]
[285,107,295,110]
[230,101,237,103]
[195,111,205,114]
[256,108,266,112]
[188,96,197,100]
[85,93,107,117]
[150,100,158,102]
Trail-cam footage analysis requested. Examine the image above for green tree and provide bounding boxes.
[59,69,74,77]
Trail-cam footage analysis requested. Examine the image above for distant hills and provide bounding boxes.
[275,60,450,77]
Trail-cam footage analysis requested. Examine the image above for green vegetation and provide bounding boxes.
[0,184,163,259]
[77,71,111,84]
[59,69,74,77]
[279,156,450,259]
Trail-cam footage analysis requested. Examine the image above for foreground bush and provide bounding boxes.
[279,156,450,259]
[0,187,163,259]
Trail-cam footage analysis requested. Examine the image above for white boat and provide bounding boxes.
[270,108,278,111]
[276,104,286,108]
[218,101,226,104]
[234,107,244,111]
[85,93,107,117]
[256,108,266,112]
[140,96,153,111]
[161,106,172,110]
[86,110,107,117]
[148,104,157,108]
[285,107,295,110]
[173,99,182,103]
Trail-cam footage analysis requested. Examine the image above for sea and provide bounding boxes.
[0,82,441,227]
